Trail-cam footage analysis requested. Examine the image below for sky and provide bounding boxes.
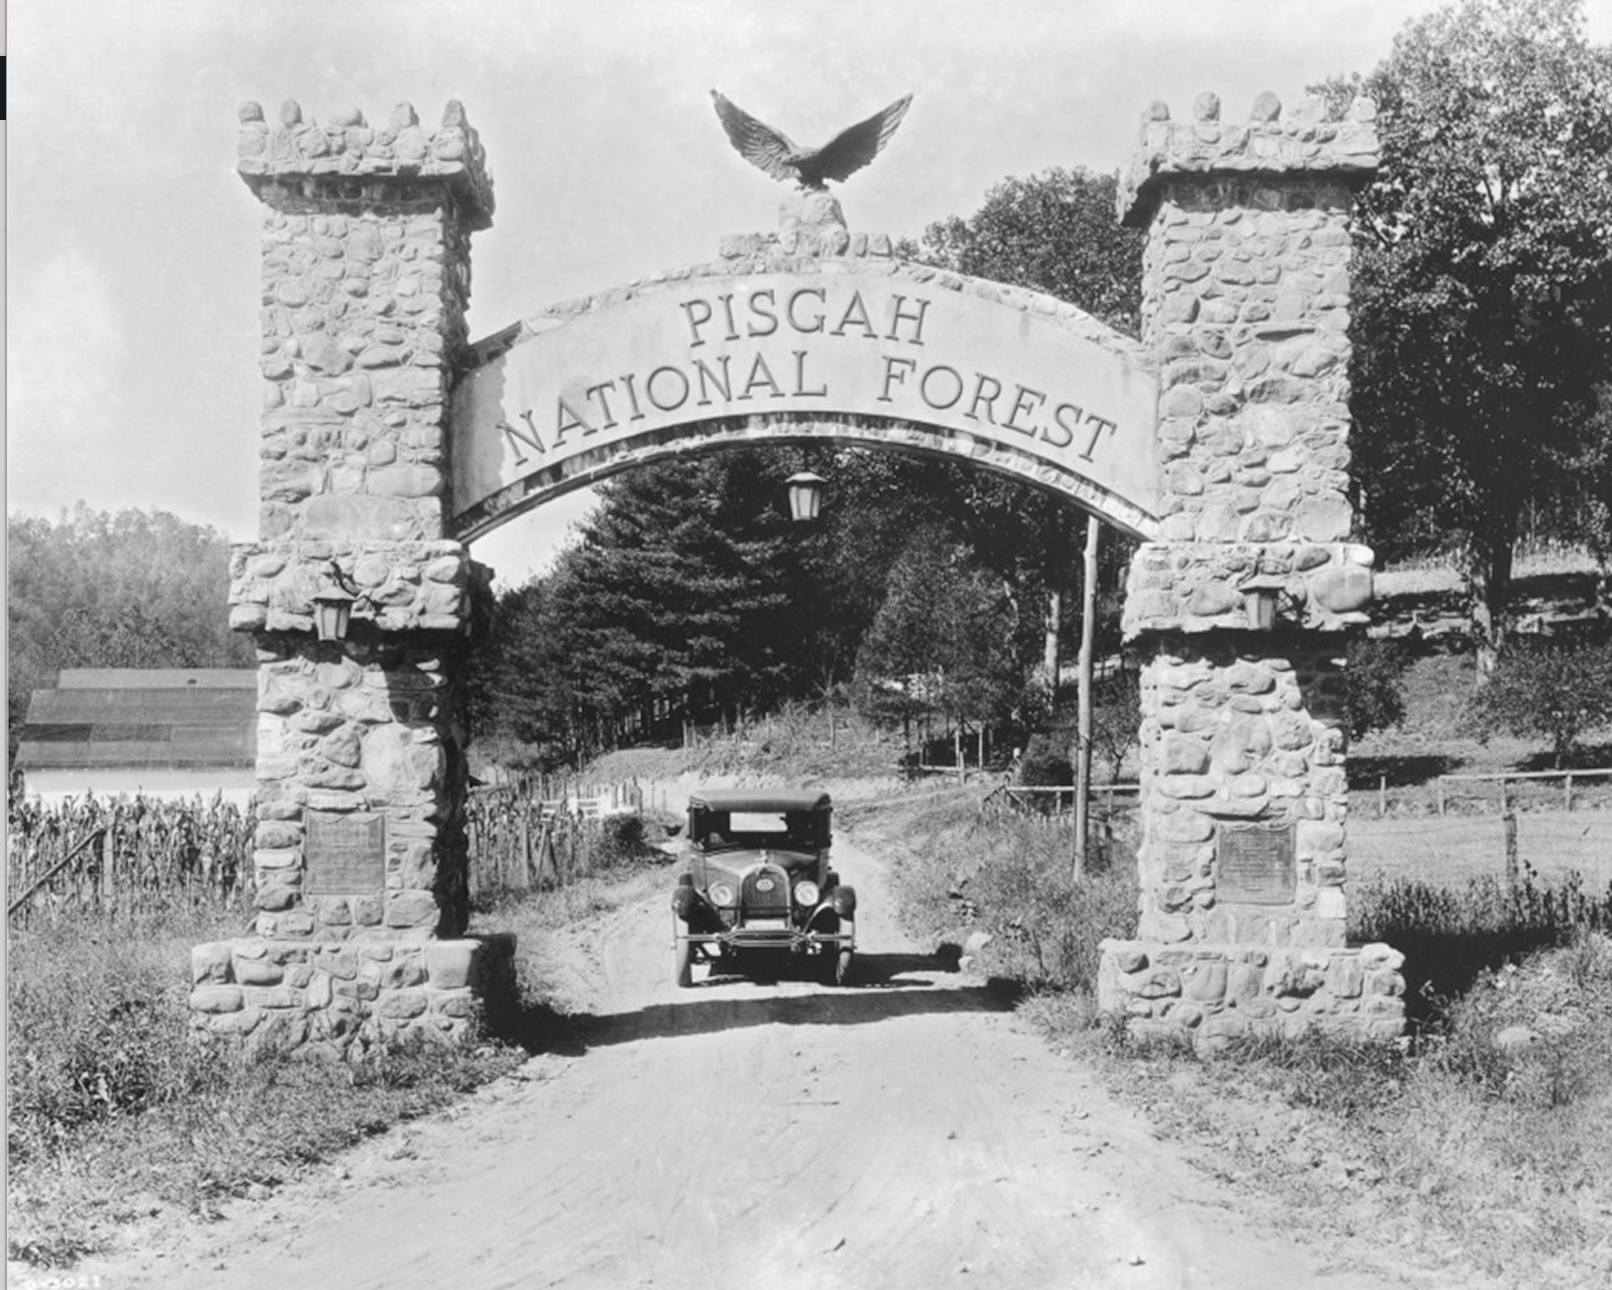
[8,0,1611,589]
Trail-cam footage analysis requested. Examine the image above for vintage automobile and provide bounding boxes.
[671,788,856,987]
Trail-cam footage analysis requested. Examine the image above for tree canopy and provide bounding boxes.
[917,166,1142,336]
[912,167,1143,692]
[1339,0,1612,670]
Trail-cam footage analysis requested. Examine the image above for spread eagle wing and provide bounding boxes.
[710,90,801,184]
[804,93,913,186]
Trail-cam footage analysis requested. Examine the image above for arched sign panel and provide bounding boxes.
[449,266,1161,541]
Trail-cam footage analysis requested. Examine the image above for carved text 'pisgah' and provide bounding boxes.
[483,281,1129,468]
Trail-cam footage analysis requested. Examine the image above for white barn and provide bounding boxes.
[16,669,257,806]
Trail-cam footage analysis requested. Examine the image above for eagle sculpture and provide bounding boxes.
[711,90,913,191]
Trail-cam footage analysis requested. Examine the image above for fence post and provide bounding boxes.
[1437,778,1446,816]
[519,800,531,890]
[1503,810,1518,892]
[1565,773,1574,812]
[1379,774,1387,819]
[1499,776,1509,815]
[102,826,115,913]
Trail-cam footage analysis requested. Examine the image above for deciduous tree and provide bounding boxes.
[913,168,1143,696]
[1337,0,1612,675]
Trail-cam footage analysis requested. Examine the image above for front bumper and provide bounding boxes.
[678,919,854,954]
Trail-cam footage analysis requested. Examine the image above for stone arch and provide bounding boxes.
[446,254,1162,544]
[205,92,1404,1057]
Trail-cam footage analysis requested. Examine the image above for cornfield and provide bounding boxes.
[465,782,653,908]
[6,794,256,928]
[6,783,655,927]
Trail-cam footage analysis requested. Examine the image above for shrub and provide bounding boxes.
[1344,637,1412,740]
[1017,733,1072,787]
[1350,864,1612,1023]
[1468,639,1612,766]
[585,813,653,870]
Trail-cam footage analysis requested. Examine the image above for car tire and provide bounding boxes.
[813,914,839,985]
[674,922,694,988]
[834,919,854,987]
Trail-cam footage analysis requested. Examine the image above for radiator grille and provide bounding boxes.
[741,865,790,915]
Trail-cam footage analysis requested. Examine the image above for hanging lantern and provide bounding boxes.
[786,471,826,523]
[1238,573,1287,632]
[313,561,364,642]
[312,584,356,642]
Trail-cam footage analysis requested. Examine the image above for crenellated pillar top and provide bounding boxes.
[236,98,495,231]
[1118,90,1379,228]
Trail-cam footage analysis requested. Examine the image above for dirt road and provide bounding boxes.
[97,837,1424,1290]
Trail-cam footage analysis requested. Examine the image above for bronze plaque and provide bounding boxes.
[1217,823,1296,905]
[304,812,385,896]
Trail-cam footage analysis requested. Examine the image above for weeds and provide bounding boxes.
[852,786,1138,992]
[4,901,532,1266]
[1351,862,1612,1019]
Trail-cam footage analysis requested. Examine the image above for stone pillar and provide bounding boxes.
[1100,91,1406,1049]
[191,100,509,1059]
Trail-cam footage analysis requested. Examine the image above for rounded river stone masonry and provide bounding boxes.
[193,100,511,1059]
[1101,92,1406,1050]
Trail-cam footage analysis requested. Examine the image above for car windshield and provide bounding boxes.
[694,808,824,853]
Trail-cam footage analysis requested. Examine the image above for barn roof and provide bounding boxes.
[17,669,257,771]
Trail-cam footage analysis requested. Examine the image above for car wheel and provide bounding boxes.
[674,923,694,988]
[834,919,854,987]
[814,914,840,984]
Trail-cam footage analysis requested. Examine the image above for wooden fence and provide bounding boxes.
[983,781,1140,816]
[1430,767,1612,815]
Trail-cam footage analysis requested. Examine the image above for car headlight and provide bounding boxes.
[709,882,738,908]
[793,880,821,907]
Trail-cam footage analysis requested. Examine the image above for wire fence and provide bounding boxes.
[1350,811,1612,890]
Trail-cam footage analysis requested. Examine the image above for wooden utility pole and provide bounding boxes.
[1073,514,1100,878]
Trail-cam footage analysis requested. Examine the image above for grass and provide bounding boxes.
[4,817,672,1269]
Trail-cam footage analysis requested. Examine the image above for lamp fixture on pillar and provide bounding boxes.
[313,562,365,642]
[1238,561,1287,632]
[786,471,826,523]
